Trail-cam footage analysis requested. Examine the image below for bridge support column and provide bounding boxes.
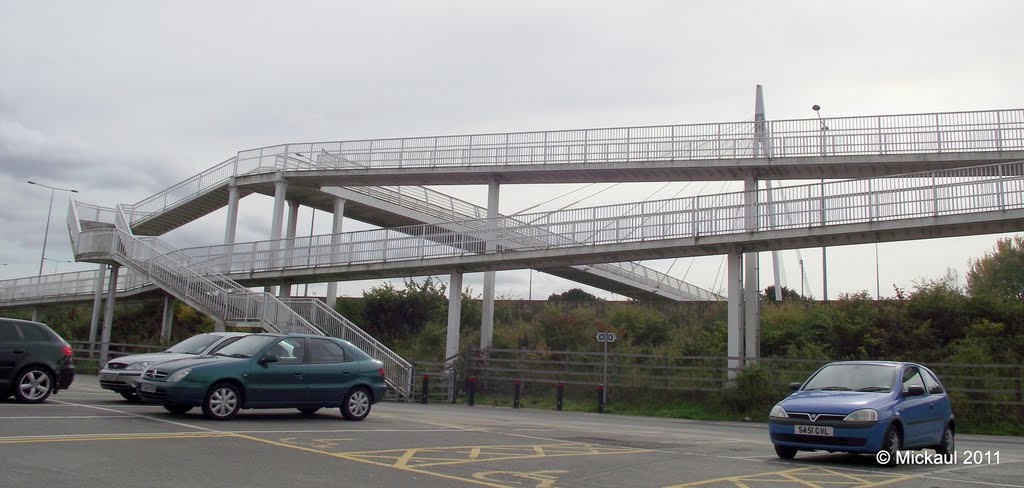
[279,200,299,298]
[224,178,240,273]
[267,175,287,295]
[445,270,463,365]
[160,295,174,344]
[99,264,120,367]
[88,264,106,358]
[481,180,499,349]
[325,197,346,310]
[727,252,744,379]
[743,173,761,364]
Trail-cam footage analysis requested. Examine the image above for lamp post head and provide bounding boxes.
[812,104,821,112]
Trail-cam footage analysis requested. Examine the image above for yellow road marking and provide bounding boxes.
[664,466,914,488]
[0,432,231,444]
[339,443,651,469]
[474,470,568,487]
[228,433,511,488]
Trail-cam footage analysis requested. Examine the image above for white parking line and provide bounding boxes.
[49,399,221,432]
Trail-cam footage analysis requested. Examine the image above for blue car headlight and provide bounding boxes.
[167,368,192,383]
[843,408,878,422]
[125,361,153,371]
[769,405,788,419]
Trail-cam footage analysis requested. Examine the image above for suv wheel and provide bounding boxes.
[14,368,54,403]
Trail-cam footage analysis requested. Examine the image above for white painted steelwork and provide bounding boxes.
[130,161,1024,276]
[235,109,1024,171]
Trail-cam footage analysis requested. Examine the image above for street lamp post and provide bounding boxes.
[28,181,78,277]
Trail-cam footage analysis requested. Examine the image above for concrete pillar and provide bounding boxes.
[279,200,299,298]
[743,174,760,363]
[99,264,120,366]
[160,295,174,344]
[480,180,499,349]
[31,308,38,322]
[267,176,287,295]
[445,271,463,365]
[325,197,346,310]
[88,264,107,358]
[727,252,744,379]
[224,178,240,273]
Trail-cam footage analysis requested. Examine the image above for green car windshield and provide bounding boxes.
[213,335,279,358]
[802,364,897,392]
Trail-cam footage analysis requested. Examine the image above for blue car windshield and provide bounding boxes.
[166,334,221,354]
[213,335,278,358]
[802,364,896,392]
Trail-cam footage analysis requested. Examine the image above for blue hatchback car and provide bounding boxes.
[769,361,954,465]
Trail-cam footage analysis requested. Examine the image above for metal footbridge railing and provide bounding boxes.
[239,109,1024,171]
[67,203,415,399]
[161,161,1024,276]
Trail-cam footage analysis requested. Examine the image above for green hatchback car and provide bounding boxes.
[134,333,387,420]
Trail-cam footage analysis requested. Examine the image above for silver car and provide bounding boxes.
[99,332,247,402]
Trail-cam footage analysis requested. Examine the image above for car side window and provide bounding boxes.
[0,321,20,342]
[922,370,944,395]
[901,367,925,393]
[309,338,347,363]
[17,323,50,342]
[268,338,305,364]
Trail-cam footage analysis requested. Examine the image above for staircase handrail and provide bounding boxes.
[280,297,413,398]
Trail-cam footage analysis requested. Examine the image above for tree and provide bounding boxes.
[548,288,601,302]
[967,236,1024,301]
[763,285,804,301]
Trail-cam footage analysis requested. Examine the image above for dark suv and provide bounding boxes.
[0,318,75,403]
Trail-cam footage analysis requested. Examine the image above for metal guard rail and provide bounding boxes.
[162,161,1024,275]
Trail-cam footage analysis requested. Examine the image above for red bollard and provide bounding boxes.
[556,381,564,411]
[467,376,477,406]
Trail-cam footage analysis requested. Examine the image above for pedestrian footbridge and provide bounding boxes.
[2,105,1023,381]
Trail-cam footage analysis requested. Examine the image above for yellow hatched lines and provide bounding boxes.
[666,466,913,488]
[339,442,652,469]
[0,432,232,445]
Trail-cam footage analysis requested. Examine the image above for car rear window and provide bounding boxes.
[17,323,54,342]
[0,322,20,342]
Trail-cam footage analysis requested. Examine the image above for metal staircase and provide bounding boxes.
[68,202,415,399]
[110,153,720,301]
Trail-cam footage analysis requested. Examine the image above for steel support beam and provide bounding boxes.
[445,270,463,365]
[279,200,299,298]
[481,180,499,349]
[743,173,760,363]
[99,264,120,366]
[88,264,106,357]
[325,197,346,310]
[160,295,174,344]
[727,252,744,379]
[268,175,287,295]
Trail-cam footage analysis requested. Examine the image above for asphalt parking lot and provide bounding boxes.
[2,375,1021,488]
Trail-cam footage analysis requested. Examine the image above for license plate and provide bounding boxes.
[100,373,117,382]
[140,383,157,393]
[796,425,834,437]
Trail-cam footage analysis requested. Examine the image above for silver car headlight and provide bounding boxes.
[769,405,788,418]
[167,368,192,383]
[843,408,878,422]
[125,361,153,371]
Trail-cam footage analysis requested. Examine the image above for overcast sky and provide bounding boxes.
[2,1,1024,301]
